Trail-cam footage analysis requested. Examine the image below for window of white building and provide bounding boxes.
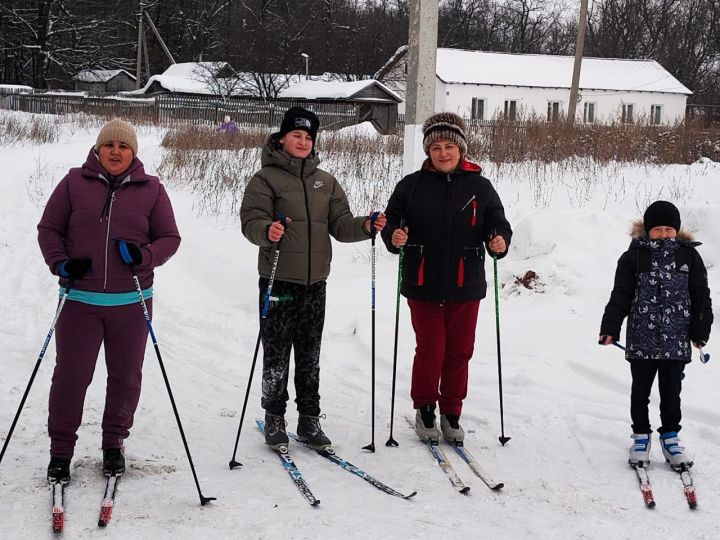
[504,100,517,121]
[547,101,561,122]
[583,102,597,123]
[650,104,663,125]
[471,98,486,120]
[622,103,634,124]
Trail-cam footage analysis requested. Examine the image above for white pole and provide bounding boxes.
[403,0,439,176]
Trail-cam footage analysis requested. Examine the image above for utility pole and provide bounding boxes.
[567,0,589,124]
[135,1,145,89]
[403,0,439,176]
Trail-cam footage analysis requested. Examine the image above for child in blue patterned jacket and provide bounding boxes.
[599,201,713,469]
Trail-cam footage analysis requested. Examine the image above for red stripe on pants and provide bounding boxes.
[408,298,480,416]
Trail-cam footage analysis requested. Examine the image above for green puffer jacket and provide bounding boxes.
[241,135,370,285]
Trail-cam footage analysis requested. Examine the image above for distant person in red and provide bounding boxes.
[381,112,512,444]
[218,115,238,134]
[37,118,181,483]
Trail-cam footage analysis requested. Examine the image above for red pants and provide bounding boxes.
[408,299,480,415]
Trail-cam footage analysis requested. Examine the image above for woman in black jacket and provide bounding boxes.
[381,112,512,443]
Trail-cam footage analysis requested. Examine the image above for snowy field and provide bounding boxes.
[1,111,719,539]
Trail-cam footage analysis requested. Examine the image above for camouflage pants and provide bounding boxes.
[259,278,326,416]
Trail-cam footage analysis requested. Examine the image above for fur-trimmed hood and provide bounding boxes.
[630,219,695,242]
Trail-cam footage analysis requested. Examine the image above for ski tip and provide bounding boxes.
[98,520,108,528]
[491,483,505,491]
[405,491,418,499]
[459,486,471,494]
[311,499,321,506]
[647,500,656,509]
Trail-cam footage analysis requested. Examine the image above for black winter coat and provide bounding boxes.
[600,227,713,362]
[381,160,512,303]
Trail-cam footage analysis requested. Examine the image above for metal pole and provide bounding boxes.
[0,286,73,466]
[567,0,589,123]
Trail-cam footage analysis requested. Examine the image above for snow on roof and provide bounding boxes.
[73,69,135,83]
[161,62,230,78]
[0,84,34,91]
[278,79,401,101]
[127,70,303,97]
[435,49,692,94]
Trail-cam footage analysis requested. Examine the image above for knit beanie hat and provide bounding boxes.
[643,200,681,233]
[95,118,138,156]
[278,106,320,143]
[422,112,468,157]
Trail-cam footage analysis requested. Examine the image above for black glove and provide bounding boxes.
[58,258,92,280]
[116,240,143,267]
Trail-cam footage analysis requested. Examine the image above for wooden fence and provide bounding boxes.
[2,93,362,131]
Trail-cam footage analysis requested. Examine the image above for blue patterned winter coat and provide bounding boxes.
[600,221,713,362]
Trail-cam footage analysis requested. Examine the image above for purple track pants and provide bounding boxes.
[48,299,151,458]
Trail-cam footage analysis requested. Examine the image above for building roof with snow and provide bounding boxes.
[72,69,136,83]
[377,47,691,95]
[278,79,401,102]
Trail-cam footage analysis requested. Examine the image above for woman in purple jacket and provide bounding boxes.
[37,119,181,483]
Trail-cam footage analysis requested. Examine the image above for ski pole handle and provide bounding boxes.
[612,341,626,351]
[699,347,710,364]
[277,212,287,230]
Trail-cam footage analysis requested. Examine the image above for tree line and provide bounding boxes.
[1,0,719,106]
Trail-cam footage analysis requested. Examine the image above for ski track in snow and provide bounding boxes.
[1,114,719,539]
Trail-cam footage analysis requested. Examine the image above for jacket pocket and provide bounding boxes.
[459,246,484,287]
[403,244,425,286]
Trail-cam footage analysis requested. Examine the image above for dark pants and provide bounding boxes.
[259,279,326,416]
[49,299,151,458]
[630,358,685,435]
[408,298,480,416]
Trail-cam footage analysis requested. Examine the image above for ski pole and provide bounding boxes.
[492,252,511,446]
[385,224,404,447]
[0,283,73,467]
[363,212,380,453]
[229,214,286,469]
[699,347,710,364]
[129,272,215,505]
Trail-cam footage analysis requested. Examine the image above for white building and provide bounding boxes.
[375,47,692,125]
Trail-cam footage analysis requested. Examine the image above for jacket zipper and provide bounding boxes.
[299,160,312,286]
[442,172,456,302]
[103,191,116,291]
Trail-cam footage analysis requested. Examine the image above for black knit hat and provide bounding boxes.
[278,106,320,143]
[643,200,681,233]
[422,112,468,157]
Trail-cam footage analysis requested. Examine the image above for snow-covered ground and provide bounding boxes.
[1,112,719,539]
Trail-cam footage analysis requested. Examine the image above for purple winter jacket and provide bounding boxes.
[38,148,181,293]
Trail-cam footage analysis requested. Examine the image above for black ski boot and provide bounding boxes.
[297,415,332,450]
[47,456,71,483]
[264,413,289,450]
[102,448,125,477]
